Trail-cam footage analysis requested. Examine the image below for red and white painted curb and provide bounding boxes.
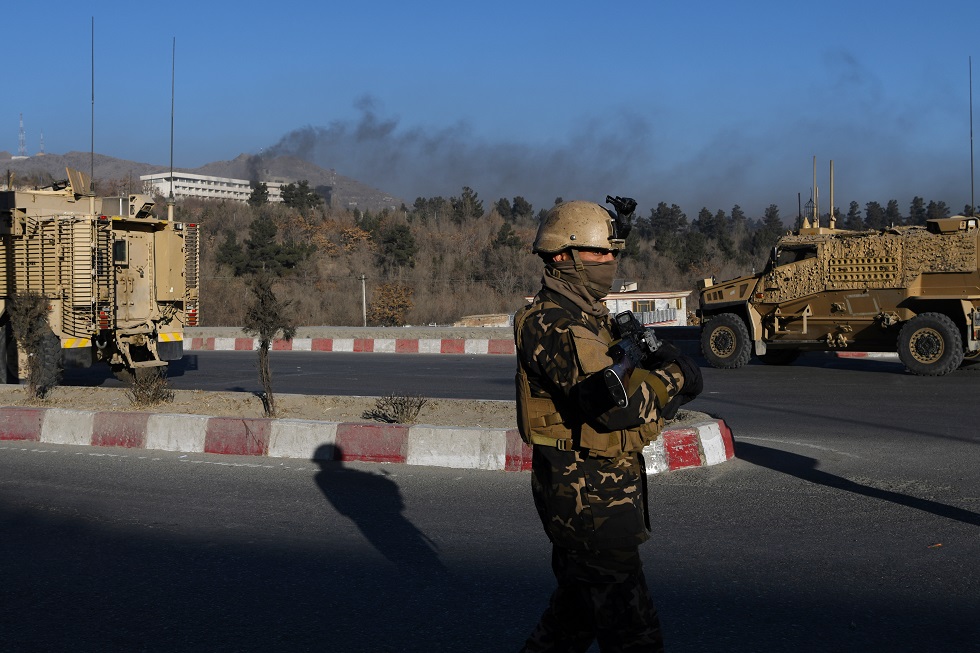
[187,337,516,355]
[0,406,734,474]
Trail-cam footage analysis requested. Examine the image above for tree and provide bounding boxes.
[753,204,784,254]
[909,196,927,225]
[367,283,414,326]
[248,182,269,206]
[494,197,512,219]
[844,201,864,230]
[864,201,886,230]
[884,199,902,226]
[693,207,716,236]
[713,209,736,260]
[451,187,483,223]
[676,231,708,273]
[493,222,522,249]
[376,223,418,272]
[242,270,296,417]
[649,202,688,255]
[280,180,323,213]
[7,291,60,399]
[215,230,246,274]
[512,196,534,220]
[926,200,951,221]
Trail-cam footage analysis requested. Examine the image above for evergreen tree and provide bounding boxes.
[512,196,534,220]
[926,200,951,221]
[909,196,927,225]
[451,186,483,223]
[215,230,246,274]
[493,222,522,249]
[864,201,886,230]
[884,199,902,226]
[753,204,784,254]
[494,197,513,219]
[693,207,716,236]
[650,202,688,255]
[280,180,323,213]
[376,223,418,272]
[844,201,864,230]
[247,182,269,206]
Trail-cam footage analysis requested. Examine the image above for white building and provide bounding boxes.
[139,172,285,203]
[523,282,692,326]
[602,289,691,326]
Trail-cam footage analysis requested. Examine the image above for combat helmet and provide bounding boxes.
[533,201,626,254]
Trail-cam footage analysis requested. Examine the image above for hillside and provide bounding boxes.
[0,150,404,212]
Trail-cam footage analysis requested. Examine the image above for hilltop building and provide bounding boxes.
[139,171,286,203]
[501,283,692,328]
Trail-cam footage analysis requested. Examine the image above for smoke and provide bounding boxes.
[261,78,974,221]
[262,96,661,214]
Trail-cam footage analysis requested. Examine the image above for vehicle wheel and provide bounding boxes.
[759,349,801,366]
[701,313,752,369]
[960,348,980,369]
[0,318,14,384]
[111,365,166,384]
[111,365,135,384]
[897,312,964,376]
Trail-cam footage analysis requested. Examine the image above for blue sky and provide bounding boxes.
[7,0,979,218]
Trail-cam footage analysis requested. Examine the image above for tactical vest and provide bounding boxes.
[514,300,663,458]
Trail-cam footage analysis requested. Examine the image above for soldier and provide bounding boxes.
[514,199,702,652]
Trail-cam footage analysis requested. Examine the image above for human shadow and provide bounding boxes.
[737,441,980,527]
[313,444,448,572]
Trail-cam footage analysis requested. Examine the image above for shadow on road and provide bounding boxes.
[313,444,447,572]
[736,441,980,526]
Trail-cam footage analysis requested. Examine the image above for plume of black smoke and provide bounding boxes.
[261,96,659,211]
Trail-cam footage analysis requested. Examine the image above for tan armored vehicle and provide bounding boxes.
[697,214,980,376]
[0,168,200,382]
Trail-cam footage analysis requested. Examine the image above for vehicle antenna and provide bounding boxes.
[91,17,95,191]
[970,56,975,215]
[168,37,176,221]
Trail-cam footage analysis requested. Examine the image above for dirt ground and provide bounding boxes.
[0,384,708,430]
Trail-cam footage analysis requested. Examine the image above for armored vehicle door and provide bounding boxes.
[113,226,156,328]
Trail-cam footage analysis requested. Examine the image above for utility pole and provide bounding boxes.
[359,274,367,327]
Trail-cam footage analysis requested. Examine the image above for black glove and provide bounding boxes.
[658,353,703,421]
[673,353,703,399]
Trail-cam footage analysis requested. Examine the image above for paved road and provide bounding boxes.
[62,351,519,400]
[6,352,980,651]
[2,432,977,652]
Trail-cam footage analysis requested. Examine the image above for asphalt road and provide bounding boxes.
[6,351,979,651]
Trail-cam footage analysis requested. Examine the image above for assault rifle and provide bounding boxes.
[602,311,664,407]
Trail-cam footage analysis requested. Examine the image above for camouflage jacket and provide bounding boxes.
[514,287,683,457]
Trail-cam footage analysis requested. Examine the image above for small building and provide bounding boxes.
[524,281,691,326]
[139,172,285,203]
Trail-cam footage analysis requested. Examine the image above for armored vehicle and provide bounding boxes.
[0,168,199,382]
[697,215,980,376]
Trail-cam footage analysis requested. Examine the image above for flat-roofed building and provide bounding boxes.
[139,172,285,203]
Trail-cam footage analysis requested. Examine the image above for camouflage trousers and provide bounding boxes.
[522,446,662,652]
[519,545,664,653]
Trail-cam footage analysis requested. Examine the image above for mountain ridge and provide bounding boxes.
[0,150,404,212]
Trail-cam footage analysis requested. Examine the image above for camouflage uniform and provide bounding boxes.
[515,284,683,653]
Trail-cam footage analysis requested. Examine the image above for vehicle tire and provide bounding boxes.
[111,364,135,384]
[701,313,752,369]
[897,312,964,376]
[960,348,980,369]
[0,317,14,384]
[759,349,801,366]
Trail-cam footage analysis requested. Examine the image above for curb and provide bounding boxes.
[186,336,517,355]
[0,406,734,474]
[185,336,900,362]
